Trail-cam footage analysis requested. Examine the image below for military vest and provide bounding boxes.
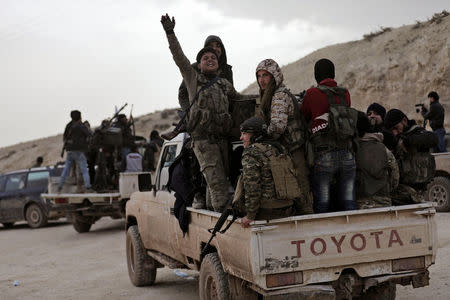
[398,126,436,185]
[186,76,233,138]
[356,139,390,197]
[311,85,358,149]
[253,143,301,201]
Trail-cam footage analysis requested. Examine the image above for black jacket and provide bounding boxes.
[65,122,91,152]
[422,100,445,131]
[401,120,438,151]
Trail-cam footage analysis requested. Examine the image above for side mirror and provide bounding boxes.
[138,173,152,192]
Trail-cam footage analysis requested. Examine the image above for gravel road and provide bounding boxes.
[1,214,449,299]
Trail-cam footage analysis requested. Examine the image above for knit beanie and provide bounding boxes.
[196,47,218,64]
[384,109,407,129]
[367,102,387,120]
[314,58,335,83]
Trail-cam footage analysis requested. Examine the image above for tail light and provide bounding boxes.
[55,198,68,204]
[266,271,303,288]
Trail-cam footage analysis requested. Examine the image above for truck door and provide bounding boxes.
[141,142,179,254]
[0,172,27,223]
[25,170,50,209]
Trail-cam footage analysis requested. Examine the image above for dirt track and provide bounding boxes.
[1,214,450,299]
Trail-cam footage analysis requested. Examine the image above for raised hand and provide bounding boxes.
[160,13,175,34]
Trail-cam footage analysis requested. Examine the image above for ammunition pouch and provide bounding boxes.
[254,144,301,201]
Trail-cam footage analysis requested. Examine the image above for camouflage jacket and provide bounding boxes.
[167,33,252,138]
[255,59,306,152]
[242,142,293,220]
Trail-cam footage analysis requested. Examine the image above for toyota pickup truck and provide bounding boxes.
[42,171,152,233]
[125,133,437,299]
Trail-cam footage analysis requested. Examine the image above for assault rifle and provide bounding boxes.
[161,110,186,141]
[201,205,238,257]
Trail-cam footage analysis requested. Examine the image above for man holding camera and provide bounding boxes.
[421,91,446,153]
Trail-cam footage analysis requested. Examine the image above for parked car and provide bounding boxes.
[0,165,64,228]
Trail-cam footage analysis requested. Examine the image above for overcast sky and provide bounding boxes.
[0,0,448,148]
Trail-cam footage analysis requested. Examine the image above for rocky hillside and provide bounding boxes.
[244,11,450,120]
[1,12,449,173]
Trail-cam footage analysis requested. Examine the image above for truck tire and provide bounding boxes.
[126,225,156,286]
[26,204,48,228]
[199,253,230,300]
[2,222,14,229]
[427,177,450,212]
[359,282,396,300]
[73,219,92,233]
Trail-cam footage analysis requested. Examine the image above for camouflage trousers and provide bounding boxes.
[193,139,231,212]
[356,195,391,209]
[290,148,314,214]
[391,184,426,206]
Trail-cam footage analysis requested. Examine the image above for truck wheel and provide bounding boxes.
[26,204,48,228]
[427,177,450,212]
[126,225,156,286]
[199,253,230,300]
[359,282,396,300]
[73,219,92,233]
[2,222,14,229]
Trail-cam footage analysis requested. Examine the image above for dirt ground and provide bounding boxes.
[1,214,449,299]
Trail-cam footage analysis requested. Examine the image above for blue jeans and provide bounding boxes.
[433,128,447,153]
[312,149,357,213]
[59,151,91,189]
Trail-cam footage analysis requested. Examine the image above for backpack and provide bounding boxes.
[399,151,435,185]
[316,85,358,141]
[253,143,301,201]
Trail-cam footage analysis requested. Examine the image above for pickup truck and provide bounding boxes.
[425,133,450,212]
[42,171,152,233]
[125,133,437,299]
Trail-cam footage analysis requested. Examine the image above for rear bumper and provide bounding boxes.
[47,202,125,217]
[252,284,335,300]
[250,270,429,299]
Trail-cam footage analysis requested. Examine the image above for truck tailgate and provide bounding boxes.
[250,203,436,287]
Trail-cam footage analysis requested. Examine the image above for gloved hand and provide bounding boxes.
[161,13,175,34]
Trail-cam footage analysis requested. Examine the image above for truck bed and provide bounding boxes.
[185,203,436,291]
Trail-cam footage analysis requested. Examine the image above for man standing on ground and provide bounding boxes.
[421,91,446,153]
[58,110,93,193]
